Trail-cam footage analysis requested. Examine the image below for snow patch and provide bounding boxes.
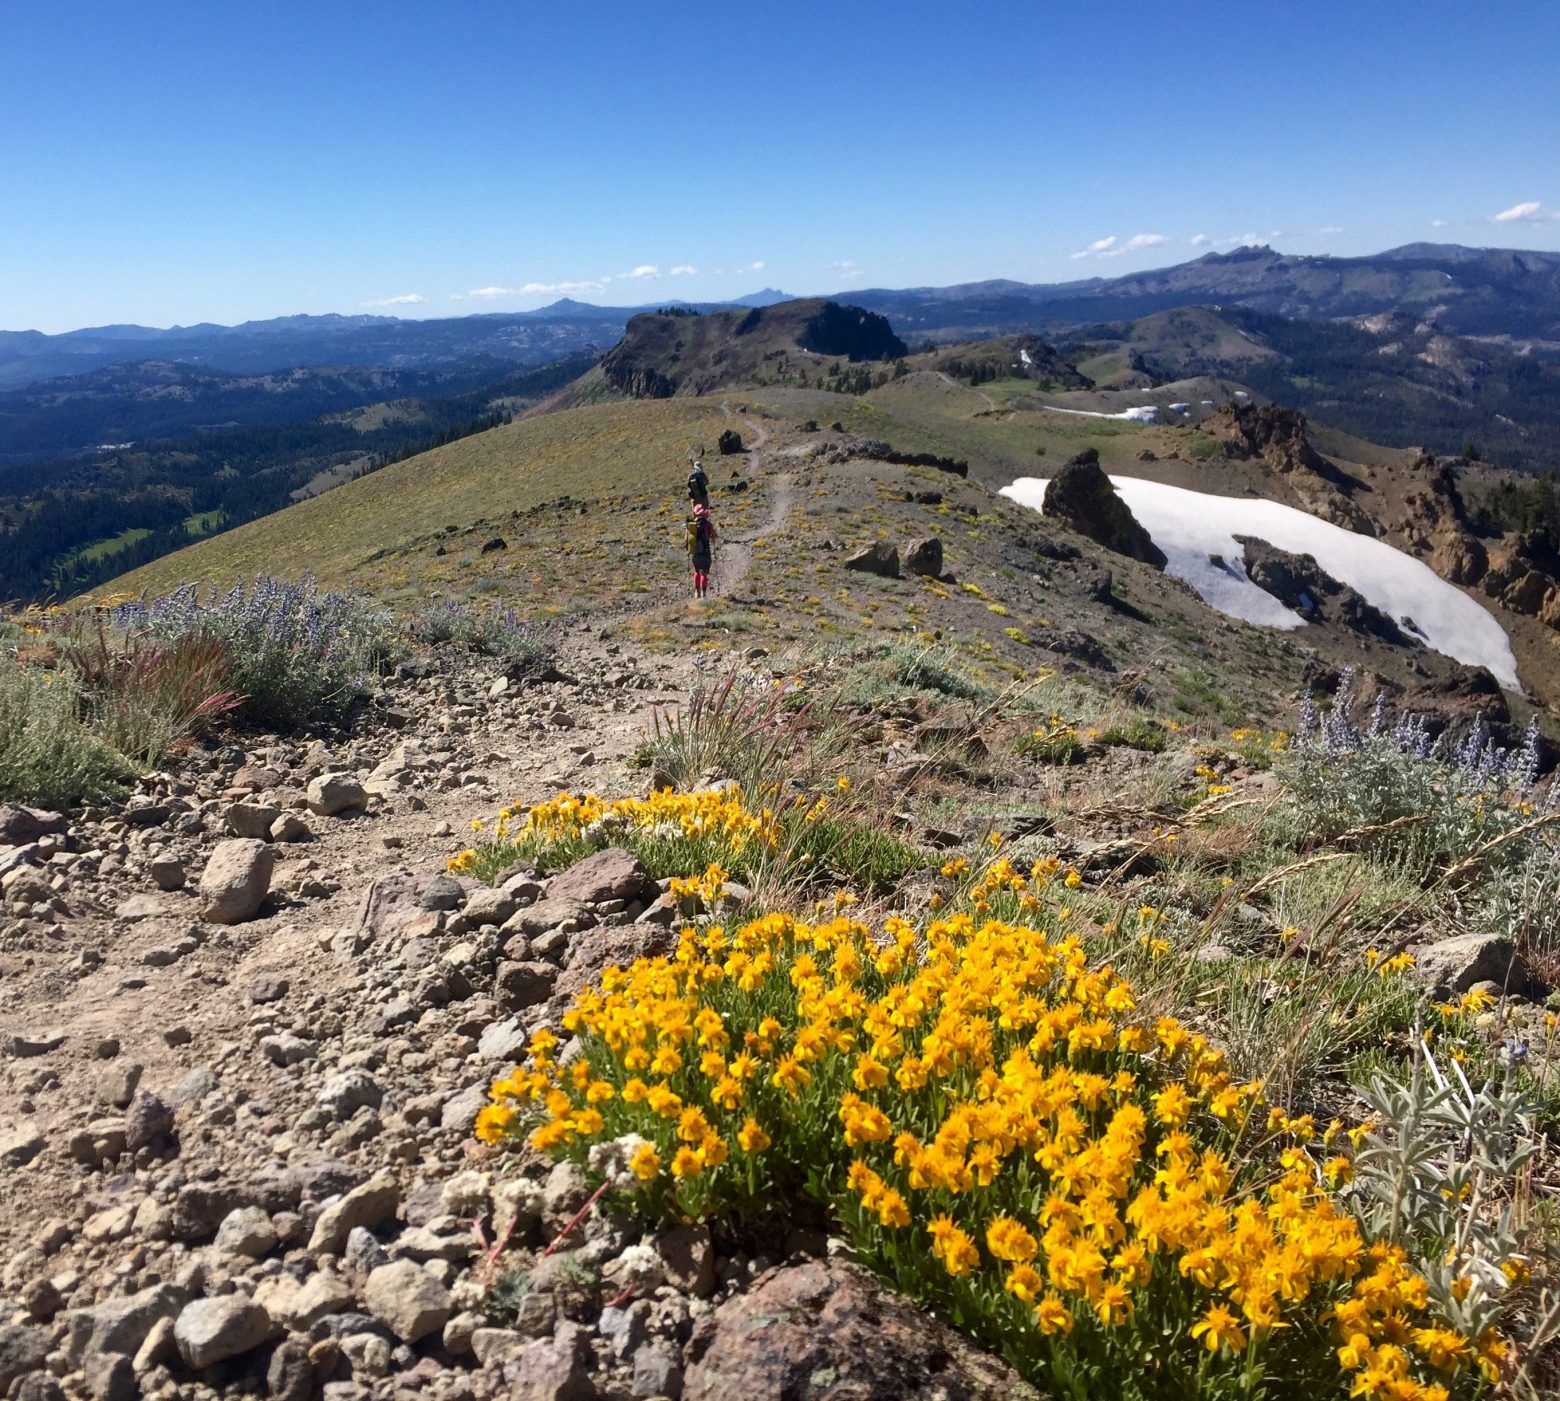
[999,475,1521,690]
[1039,404,1160,423]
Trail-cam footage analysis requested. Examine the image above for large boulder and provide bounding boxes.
[0,805,66,847]
[197,839,273,923]
[61,1285,185,1367]
[0,1324,50,1393]
[843,543,900,578]
[902,537,943,578]
[305,773,369,817]
[1414,932,1533,995]
[683,1259,1038,1401]
[1043,452,1166,568]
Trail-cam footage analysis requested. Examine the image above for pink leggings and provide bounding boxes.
[693,570,709,593]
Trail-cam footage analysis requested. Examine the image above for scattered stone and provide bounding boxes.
[227,801,284,839]
[271,813,313,843]
[62,1283,184,1367]
[496,960,558,1011]
[131,1315,177,1375]
[248,972,291,1004]
[266,1338,315,1401]
[362,1261,452,1344]
[632,1340,684,1399]
[477,1016,529,1061]
[546,848,650,905]
[419,875,465,912]
[82,1350,136,1401]
[0,804,65,847]
[125,1091,175,1151]
[318,1069,383,1118]
[509,1320,596,1401]
[309,1171,400,1254]
[174,1294,271,1369]
[1415,932,1532,994]
[306,774,369,817]
[0,1324,50,1394]
[214,1206,278,1258]
[651,1224,715,1299]
[5,1028,66,1057]
[683,1260,1039,1400]
[198,838,275,923]
[148,854,187,891]
[1,1125,45,1168]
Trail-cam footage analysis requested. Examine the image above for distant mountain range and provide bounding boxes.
[8,243,1560,393]
[0,292,797,390]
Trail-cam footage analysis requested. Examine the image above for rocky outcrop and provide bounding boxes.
[843,543,901,578]
[1204,402,1376,532]
[1044,451,1166,568]
[902,537,943,577]
[683,1259,1041,1401]
[1238,537,1413,645]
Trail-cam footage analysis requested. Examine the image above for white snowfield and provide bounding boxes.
[1039,404,1160,423]
[1000,475,1522,691]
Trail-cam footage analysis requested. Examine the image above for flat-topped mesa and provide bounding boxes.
[1042,450,1167,569]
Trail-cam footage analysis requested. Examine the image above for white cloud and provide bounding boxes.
[625,265,660,279]
[1314,224,1344,236]
[1493,200,1544,224]
[362,292,425,307]
[1189,233,1210,246]
[746,260,766,273]
[1431,218,1448,228]
[669,265,698,276]
[1071,233,1166,260]
[468,286,517,299]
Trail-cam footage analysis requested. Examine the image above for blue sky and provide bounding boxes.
[3,0,1559,332]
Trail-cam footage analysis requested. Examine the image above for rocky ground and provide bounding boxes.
[4,636,1012,1401]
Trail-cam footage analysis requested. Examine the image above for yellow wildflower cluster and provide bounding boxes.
[667,862,730,906]
[447,786,779,876]
[478,907,1500,1398]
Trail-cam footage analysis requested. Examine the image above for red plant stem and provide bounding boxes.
[543,1181,612,1257]
[604,1284,636,1309]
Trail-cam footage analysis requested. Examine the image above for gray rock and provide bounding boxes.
[343,1226,390,1278]
[175,1294,271,1369]
[496,960,557,1011]
[652,1224,715,1299]
[477,1015,529,1061]
[510,1320,596,1401]
[419,876,465,912]
[361,1261,451,1344]
[0,1324,50,1393]
[439,1084,488,1136]
[0,803,65,846]
[546,847,651,905]
[148,854,187,891]
[254,1271,355,1332]
[842,542,900,577]
[306,774,368,817]
[214,1206,278,1259]
[227,801,283,839]
[682,1259,1039,1401]
[632,1340,684,1399]
[115,892,171,920]
[68,1118,127,1167]
[62,1284,184,1367]
[14,1375,66,1401]
[130,1314,177,1374]
[901,537,943,578]
[172,1182,243,1242]
[261,1033,318,1067]
[463,886,517,928]
[309,1172,400,1254]
[270,813,313,844]
[266,1338,315,1401]
[198,838,274,923]
[82,1350,136,1401]
[1,1125,45,1168]
[3,1028,66,1057]
[1415,932,1531,994]
[317,1070,382,1119]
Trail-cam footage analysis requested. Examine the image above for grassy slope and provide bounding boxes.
[106,398,730,601]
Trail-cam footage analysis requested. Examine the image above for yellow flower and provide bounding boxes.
[737,1117,771,1154]
[670,1146,702,1178]
[1035,1293,1073,1336]
[986,1215,1038,1263]
[629,1142,661,1181]
[1191,1304,1247,1355]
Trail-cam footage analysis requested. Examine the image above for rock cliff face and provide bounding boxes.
[1238,536,1412,645]
[1203,402,1377,534]
[1044,451,1166,569]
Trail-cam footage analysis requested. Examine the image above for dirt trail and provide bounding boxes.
[712,412,794,598]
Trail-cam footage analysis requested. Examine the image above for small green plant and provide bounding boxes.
[0,653,132,807]
[1097,718,1168,754]
[1015,721,1089,766]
